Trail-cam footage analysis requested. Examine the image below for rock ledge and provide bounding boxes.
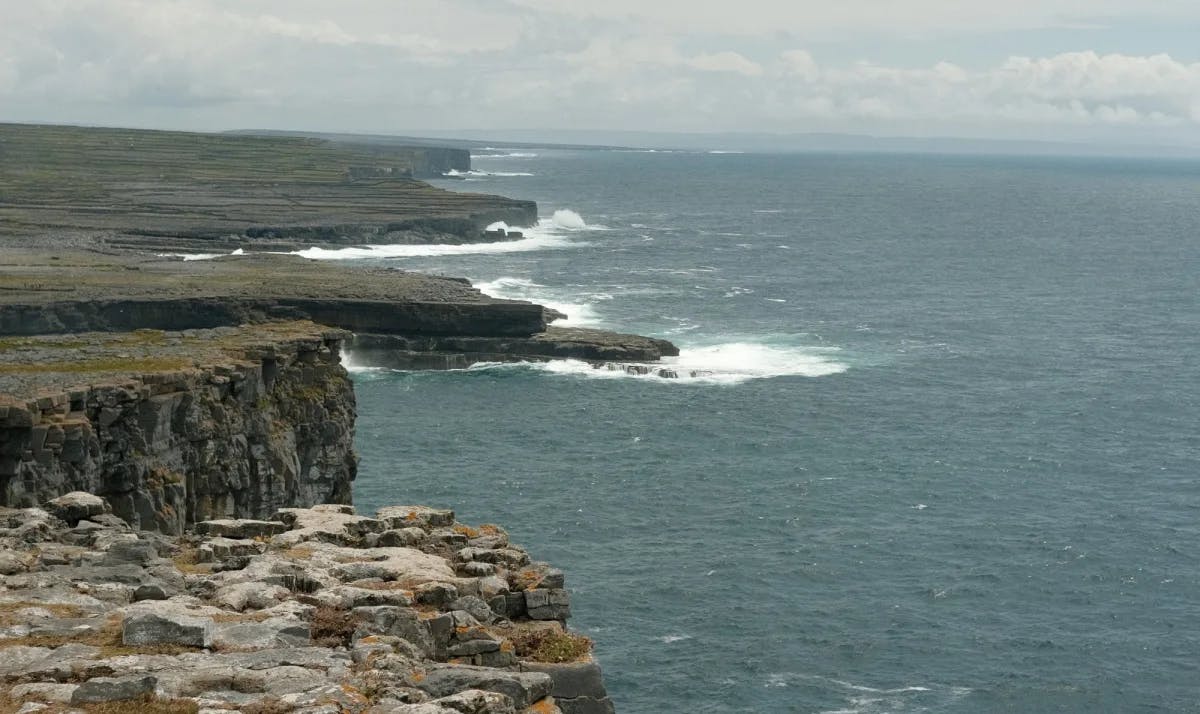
[0,499,614,713]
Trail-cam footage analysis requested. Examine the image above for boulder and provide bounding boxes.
[195,519,288,539]
[377,506,455,530]
[519,660,608,701]
[0,550,28,575]
[432,689,517,714]
[7,683,78,704]
[122,610,215,648]
[133,584,169,601]
[214,618,311,651]
[525,589,571,621]
[270,508,385,546]
[375,528,429,548]
[70,675,157,704]
[215,582,290,611]
[353,605,435,656]
[43,492,108,525]
[415,665,552,710]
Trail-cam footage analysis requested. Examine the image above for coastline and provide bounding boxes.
[0,122,644,713]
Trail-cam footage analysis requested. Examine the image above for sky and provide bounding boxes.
[1,0,1199,146]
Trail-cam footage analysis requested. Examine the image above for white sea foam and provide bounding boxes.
[340,351,384,374]
[290,232,578,261]
[475,277,602,327]
[550,209,588,230]
[656,634,693,643]
[473,151,538,159]
[287,209,597,261]
[524,341,848,385]
[444,169,534,178]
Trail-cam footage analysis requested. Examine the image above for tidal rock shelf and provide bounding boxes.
[348,328,679,371]
[0,495,614,714]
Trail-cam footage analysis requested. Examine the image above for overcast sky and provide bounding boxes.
[2,1,1198,145]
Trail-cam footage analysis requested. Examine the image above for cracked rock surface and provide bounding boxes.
[0,498,614,714]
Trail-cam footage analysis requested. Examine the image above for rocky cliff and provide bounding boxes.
[0,322,357,534]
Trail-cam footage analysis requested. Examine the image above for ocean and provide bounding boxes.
[333,149,1200,712]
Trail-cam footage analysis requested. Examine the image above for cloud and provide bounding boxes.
[767,50,1200,128]
[505,0,1200,37]
[1,0,1198,142]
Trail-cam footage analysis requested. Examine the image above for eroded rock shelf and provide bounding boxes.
[0,495,614,713]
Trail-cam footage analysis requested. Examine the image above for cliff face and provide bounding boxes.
[0,324,356,533]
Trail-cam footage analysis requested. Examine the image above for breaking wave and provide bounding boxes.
[469,341,848,385]
[474,277,603,327]
[444,169,534,178]
[473,151,538,159]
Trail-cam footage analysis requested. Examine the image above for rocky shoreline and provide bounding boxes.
[0,123,673,712]
[1,493,613,713]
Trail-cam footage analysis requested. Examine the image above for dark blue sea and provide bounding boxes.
[331,149,1200,713]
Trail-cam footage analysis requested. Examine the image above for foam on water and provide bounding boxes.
[473,151,538,159]
[289,210,597,261]
[474,277,603,327]
[444,169,533,178]
[340,351,385,375]
[290,234,577,261]
[525,341,848,385]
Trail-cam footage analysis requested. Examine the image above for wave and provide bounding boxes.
[473,151,538,159]
[170,209,598,262]
[444,169,534,178]
[519,341,848,385]
[290,232,579,261]
[475,277,603,327]
[765,673,967,714]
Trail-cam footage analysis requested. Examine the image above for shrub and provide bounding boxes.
[509,628,593,663]
[310,604,360,648]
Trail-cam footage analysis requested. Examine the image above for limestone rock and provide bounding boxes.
[70,675,157,704]
[525,589,571,621]
[215,582,289,611]
[195,519,288,539]
[43,491,109,525]
[415,665,553,710]
[122,610,215,648]
[377,506,456,530]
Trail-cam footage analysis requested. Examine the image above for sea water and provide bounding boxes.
[337,149,1200,713]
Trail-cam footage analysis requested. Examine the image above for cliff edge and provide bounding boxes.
[0,322,356,533]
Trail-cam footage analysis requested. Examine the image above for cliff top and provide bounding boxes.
[0,251,505,305]
[0,320,345,402]
[0,122,535,250]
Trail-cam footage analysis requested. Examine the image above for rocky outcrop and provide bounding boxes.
[348,328,680,370]
[0,324,357,533]
[0,500,614,713]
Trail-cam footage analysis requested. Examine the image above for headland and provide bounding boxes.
[0,122,663,713]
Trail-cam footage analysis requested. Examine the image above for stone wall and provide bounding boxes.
[0,332,356,533]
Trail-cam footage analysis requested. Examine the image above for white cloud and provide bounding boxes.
[687,51,763,77]
[505,0,1200,37]
[0,1,1198,142]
